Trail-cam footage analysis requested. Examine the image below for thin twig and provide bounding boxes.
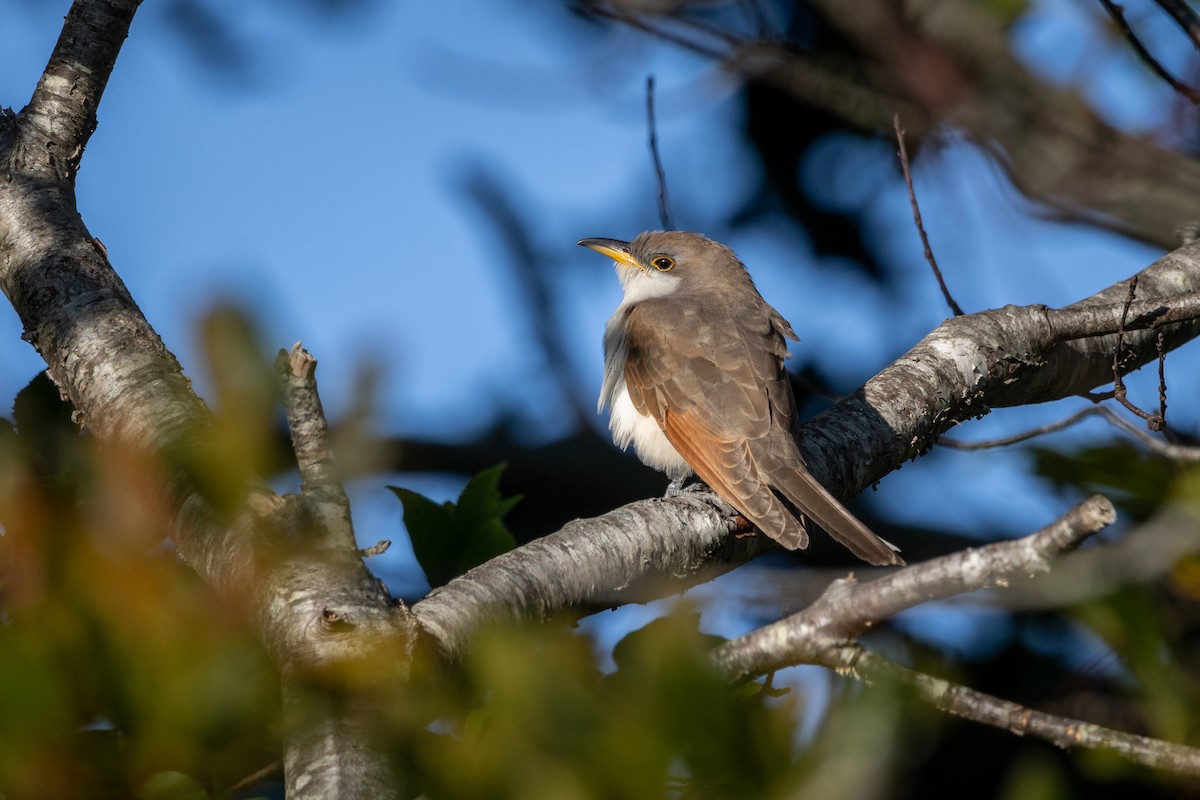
[646,75,674,230]
[937,407,1101,449]
[893,114,964,316]
[1097,0,1200,104]
[1113,276,1135,399]
[229,760,283,794]
[1157,329,1168,424]
[580,2,739,57]
[939,404,1200,461]
[1112,276,1167,430]
[1099,404,1199,460]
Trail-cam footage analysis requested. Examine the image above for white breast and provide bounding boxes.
[608,381,692,479]
[600,265,689,478]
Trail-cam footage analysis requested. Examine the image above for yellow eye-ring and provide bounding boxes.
[651,256,675,272]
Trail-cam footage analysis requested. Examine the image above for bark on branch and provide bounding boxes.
[412,489,770,661]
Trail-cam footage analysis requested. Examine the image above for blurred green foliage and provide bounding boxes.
[1033,441,1180,521]
[401,609,831,800]
[0,374,281,799]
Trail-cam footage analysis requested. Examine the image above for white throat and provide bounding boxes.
[617,266,681,306]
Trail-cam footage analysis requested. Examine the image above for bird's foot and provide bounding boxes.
[664,475,689,497]
[664,477,711,497]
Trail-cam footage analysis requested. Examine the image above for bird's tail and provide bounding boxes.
[771,464,904,566]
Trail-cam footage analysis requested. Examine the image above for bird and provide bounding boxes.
[578,231,903,566]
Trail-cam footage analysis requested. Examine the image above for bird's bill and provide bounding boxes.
[577,238,643,271]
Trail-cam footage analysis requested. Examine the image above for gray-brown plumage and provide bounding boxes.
[579,231,902,566]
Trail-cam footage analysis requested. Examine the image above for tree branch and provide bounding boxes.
[996,505,1200,610]
[411,489,771,661]
[710,495,1116,680]
[706,497,1200,778]
[21,0,141,181]
[853,649,1200,778]
[893,113,963,316]
[412,238,1200,660]
[1097,0,1200,104]
[0,4,414,796]
[278,342,355,548]
[820,242,1200,496]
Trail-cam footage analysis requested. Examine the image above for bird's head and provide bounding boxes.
[578,231,749,302]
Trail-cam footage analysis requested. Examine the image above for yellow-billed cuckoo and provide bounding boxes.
[579,231,903,566]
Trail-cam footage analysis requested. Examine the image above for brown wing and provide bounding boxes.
[622,300,808,549]
[624,299,903,566]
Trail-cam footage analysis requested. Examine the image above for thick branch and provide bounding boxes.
[411,490,770,661]
[816,242,1200,495]
[21,0,140,181]
[413,239,1200,660]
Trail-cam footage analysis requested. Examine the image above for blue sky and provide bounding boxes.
[1,1,1192,619]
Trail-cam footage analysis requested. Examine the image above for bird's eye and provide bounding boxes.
[652,256,675,272]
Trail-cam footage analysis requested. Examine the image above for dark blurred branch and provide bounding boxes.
[1157,0,1200,50]
[1098,0,1200,104]
[583,0,1200,249]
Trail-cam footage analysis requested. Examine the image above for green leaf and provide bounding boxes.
[388,464,520,588]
